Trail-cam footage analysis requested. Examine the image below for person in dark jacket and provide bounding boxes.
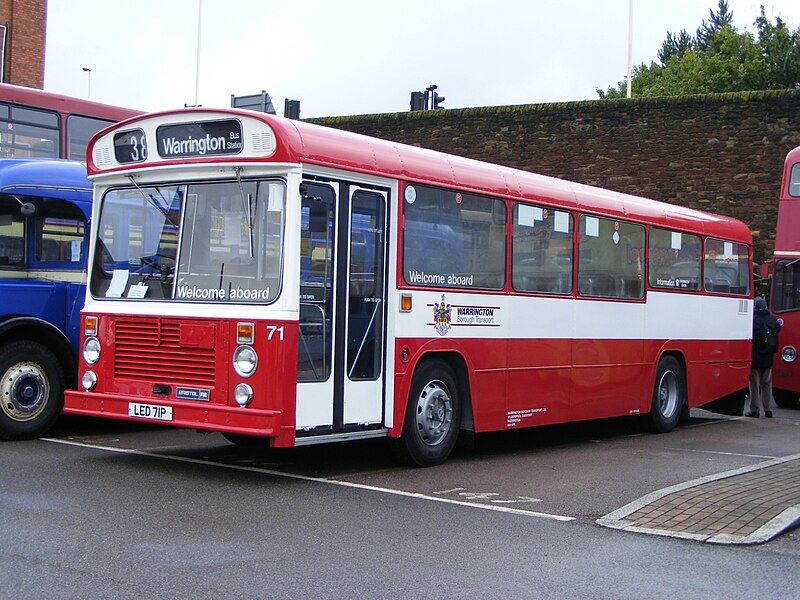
[748,296,781,418]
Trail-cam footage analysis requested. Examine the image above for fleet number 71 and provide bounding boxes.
[267,325,285,341]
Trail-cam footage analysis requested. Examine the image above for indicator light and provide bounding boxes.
[84,315,98,336]
[400,293,413,312]
[237,322,255,344]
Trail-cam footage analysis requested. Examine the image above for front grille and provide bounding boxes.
[113,319,217,386]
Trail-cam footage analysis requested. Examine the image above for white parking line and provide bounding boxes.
[43,437,575,522]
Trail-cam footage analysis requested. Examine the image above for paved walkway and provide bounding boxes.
[597,453,800,544]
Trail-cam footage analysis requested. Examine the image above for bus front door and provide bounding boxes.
[296,181,387,436]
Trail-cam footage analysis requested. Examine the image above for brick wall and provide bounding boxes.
[0,0,46,88]
[309,90,800,266]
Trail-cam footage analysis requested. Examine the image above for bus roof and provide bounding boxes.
[91,107,752,243]
[0,83,141,122]
[0,158,92,210]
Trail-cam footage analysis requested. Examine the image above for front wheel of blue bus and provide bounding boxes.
[649,355,685,434]
[392,358,462,467]
[0,341,65,441]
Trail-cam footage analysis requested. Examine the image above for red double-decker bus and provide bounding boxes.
[0,83,140,160]
[64,108,752,466]
[764,146,800,408]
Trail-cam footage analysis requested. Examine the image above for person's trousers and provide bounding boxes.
[749,367,773,413]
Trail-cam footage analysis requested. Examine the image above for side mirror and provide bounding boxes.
[10,195,35,217]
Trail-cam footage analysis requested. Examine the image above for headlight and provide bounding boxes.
[81,370,97,391]
[83,337,101,365]
[782,346,797,363]
[234,383,253,407]
[232,345,258,377]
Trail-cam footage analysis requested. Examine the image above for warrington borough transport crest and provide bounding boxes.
[433,294,452,336]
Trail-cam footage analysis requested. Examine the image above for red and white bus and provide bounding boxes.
[0,83,140,160]
[63,108,752,466]
[764,145,800,408]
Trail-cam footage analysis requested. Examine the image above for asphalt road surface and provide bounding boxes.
[2,407,799,599]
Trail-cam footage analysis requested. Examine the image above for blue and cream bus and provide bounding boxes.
[0,158,92,439]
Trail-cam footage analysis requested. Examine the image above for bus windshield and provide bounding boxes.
[90,179,286,303]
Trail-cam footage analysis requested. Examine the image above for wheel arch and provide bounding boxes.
[0,317,76,388]
[393,349,474,437]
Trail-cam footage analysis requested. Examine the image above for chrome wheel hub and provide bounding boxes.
[1,362,49,422]
[414,379,453,447]
[657,370,678,419]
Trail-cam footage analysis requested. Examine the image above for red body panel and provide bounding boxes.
[64,314,299,445]
[768,146,800,394]
[774,146,800,255]
[773,311,800,393]
[392,337,751,434]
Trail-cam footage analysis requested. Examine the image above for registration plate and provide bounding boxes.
[128,402,173,422]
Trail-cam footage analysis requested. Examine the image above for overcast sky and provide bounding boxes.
[43,0,799,118]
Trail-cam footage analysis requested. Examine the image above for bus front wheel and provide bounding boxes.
[392,358,462,467]
[0,341,64,441]
[649,356,685,433]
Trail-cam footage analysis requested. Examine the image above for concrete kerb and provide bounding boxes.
[596,452,800,545]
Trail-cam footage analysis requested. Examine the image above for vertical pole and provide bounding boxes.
[82,67,92,100]
[194,0,203,106]
[626,0,633,98]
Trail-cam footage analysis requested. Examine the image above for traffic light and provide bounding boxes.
[410,91,426,111]
[409,85,446,111]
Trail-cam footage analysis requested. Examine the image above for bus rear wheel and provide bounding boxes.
[392,358,462,467]
[649,355,685,433]
[0,341,64,440]
[773,389,799,409]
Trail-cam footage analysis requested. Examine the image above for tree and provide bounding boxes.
[694,0,734,52]
[597,1,800,99]
[658,30,693,65]
[755,9,800,88]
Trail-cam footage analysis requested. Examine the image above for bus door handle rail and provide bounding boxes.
[348,299,380,379]
[299,302,327,380]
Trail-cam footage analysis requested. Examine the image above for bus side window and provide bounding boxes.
[648,228,701,291]
[402,184,505,290]
[703,238,750,296]
[35,211,85,264]
[578,215,644,299]
[512,204,573,294]
[0,210,24,266]
[773,259,800,311]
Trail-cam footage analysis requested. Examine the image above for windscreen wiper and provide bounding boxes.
[234,167,255,258]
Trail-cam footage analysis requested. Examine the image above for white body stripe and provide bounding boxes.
[394,290,751,341]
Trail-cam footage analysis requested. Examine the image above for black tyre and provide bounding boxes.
[649,355,685,433]
[773,389,799,409]
[0,341,65,441]
[391,358,462,467]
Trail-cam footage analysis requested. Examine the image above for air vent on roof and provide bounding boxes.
[93,146,112,168]
[251,131,275,153]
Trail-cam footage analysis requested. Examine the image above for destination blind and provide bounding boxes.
[156,119,243,158]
